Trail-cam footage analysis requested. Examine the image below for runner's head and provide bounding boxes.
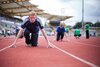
[60,21,65,28]
[29,11,37,23]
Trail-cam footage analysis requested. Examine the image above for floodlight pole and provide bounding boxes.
[61,8,64,21]
[82,0,84,31]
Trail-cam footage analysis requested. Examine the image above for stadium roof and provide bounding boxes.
[0,0,72,21]
[0,0,38,16]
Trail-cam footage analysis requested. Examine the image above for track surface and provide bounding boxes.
[0,36,100,67]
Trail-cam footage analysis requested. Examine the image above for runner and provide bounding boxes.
[56,21,68,41]
[11,11,53,48]
[85,24,90,39]
[74,28,81,39]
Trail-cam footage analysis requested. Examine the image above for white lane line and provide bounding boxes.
[0,41,23,52]
[73,41,100,48]
[50,43,99,67]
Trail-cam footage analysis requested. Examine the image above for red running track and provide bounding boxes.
[0,36,100,67]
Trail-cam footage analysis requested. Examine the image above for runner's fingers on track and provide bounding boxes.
[47,42,54,48]
[52,38,56,41]
[10,45,17,48]
[10,42,18,48]
[66,39,70,42]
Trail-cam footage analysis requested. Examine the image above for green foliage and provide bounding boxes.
[94,22,100,27]
[73,22,82,29]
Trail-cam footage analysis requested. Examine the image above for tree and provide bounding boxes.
[73,22,82,29]
[85,22,93,27]
[94,22,100,27]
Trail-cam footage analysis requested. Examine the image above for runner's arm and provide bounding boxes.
[41,29,53,48]
[64,32,70,41]
[11,28,24,46]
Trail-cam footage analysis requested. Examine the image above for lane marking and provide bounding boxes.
[0,41,23,52]
[73,41,100,48]
[52,36,100,47]
[55,38,100,48]
[50,43,99,67]
[54,36,100,48]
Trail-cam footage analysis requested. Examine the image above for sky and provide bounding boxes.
[29,0,100,26]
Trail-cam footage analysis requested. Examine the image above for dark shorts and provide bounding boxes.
[66,31,69,33]
[74,34,81,37]
[24,32,38,46]
[56,33,64,41]
[31,33,38,46]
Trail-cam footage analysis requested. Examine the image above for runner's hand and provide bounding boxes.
[10,42,16,48]
[66,39,70,42]
[47,41,54,48]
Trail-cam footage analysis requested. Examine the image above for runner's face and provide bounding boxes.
[29,15,36,23]
[60,25,63,28]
